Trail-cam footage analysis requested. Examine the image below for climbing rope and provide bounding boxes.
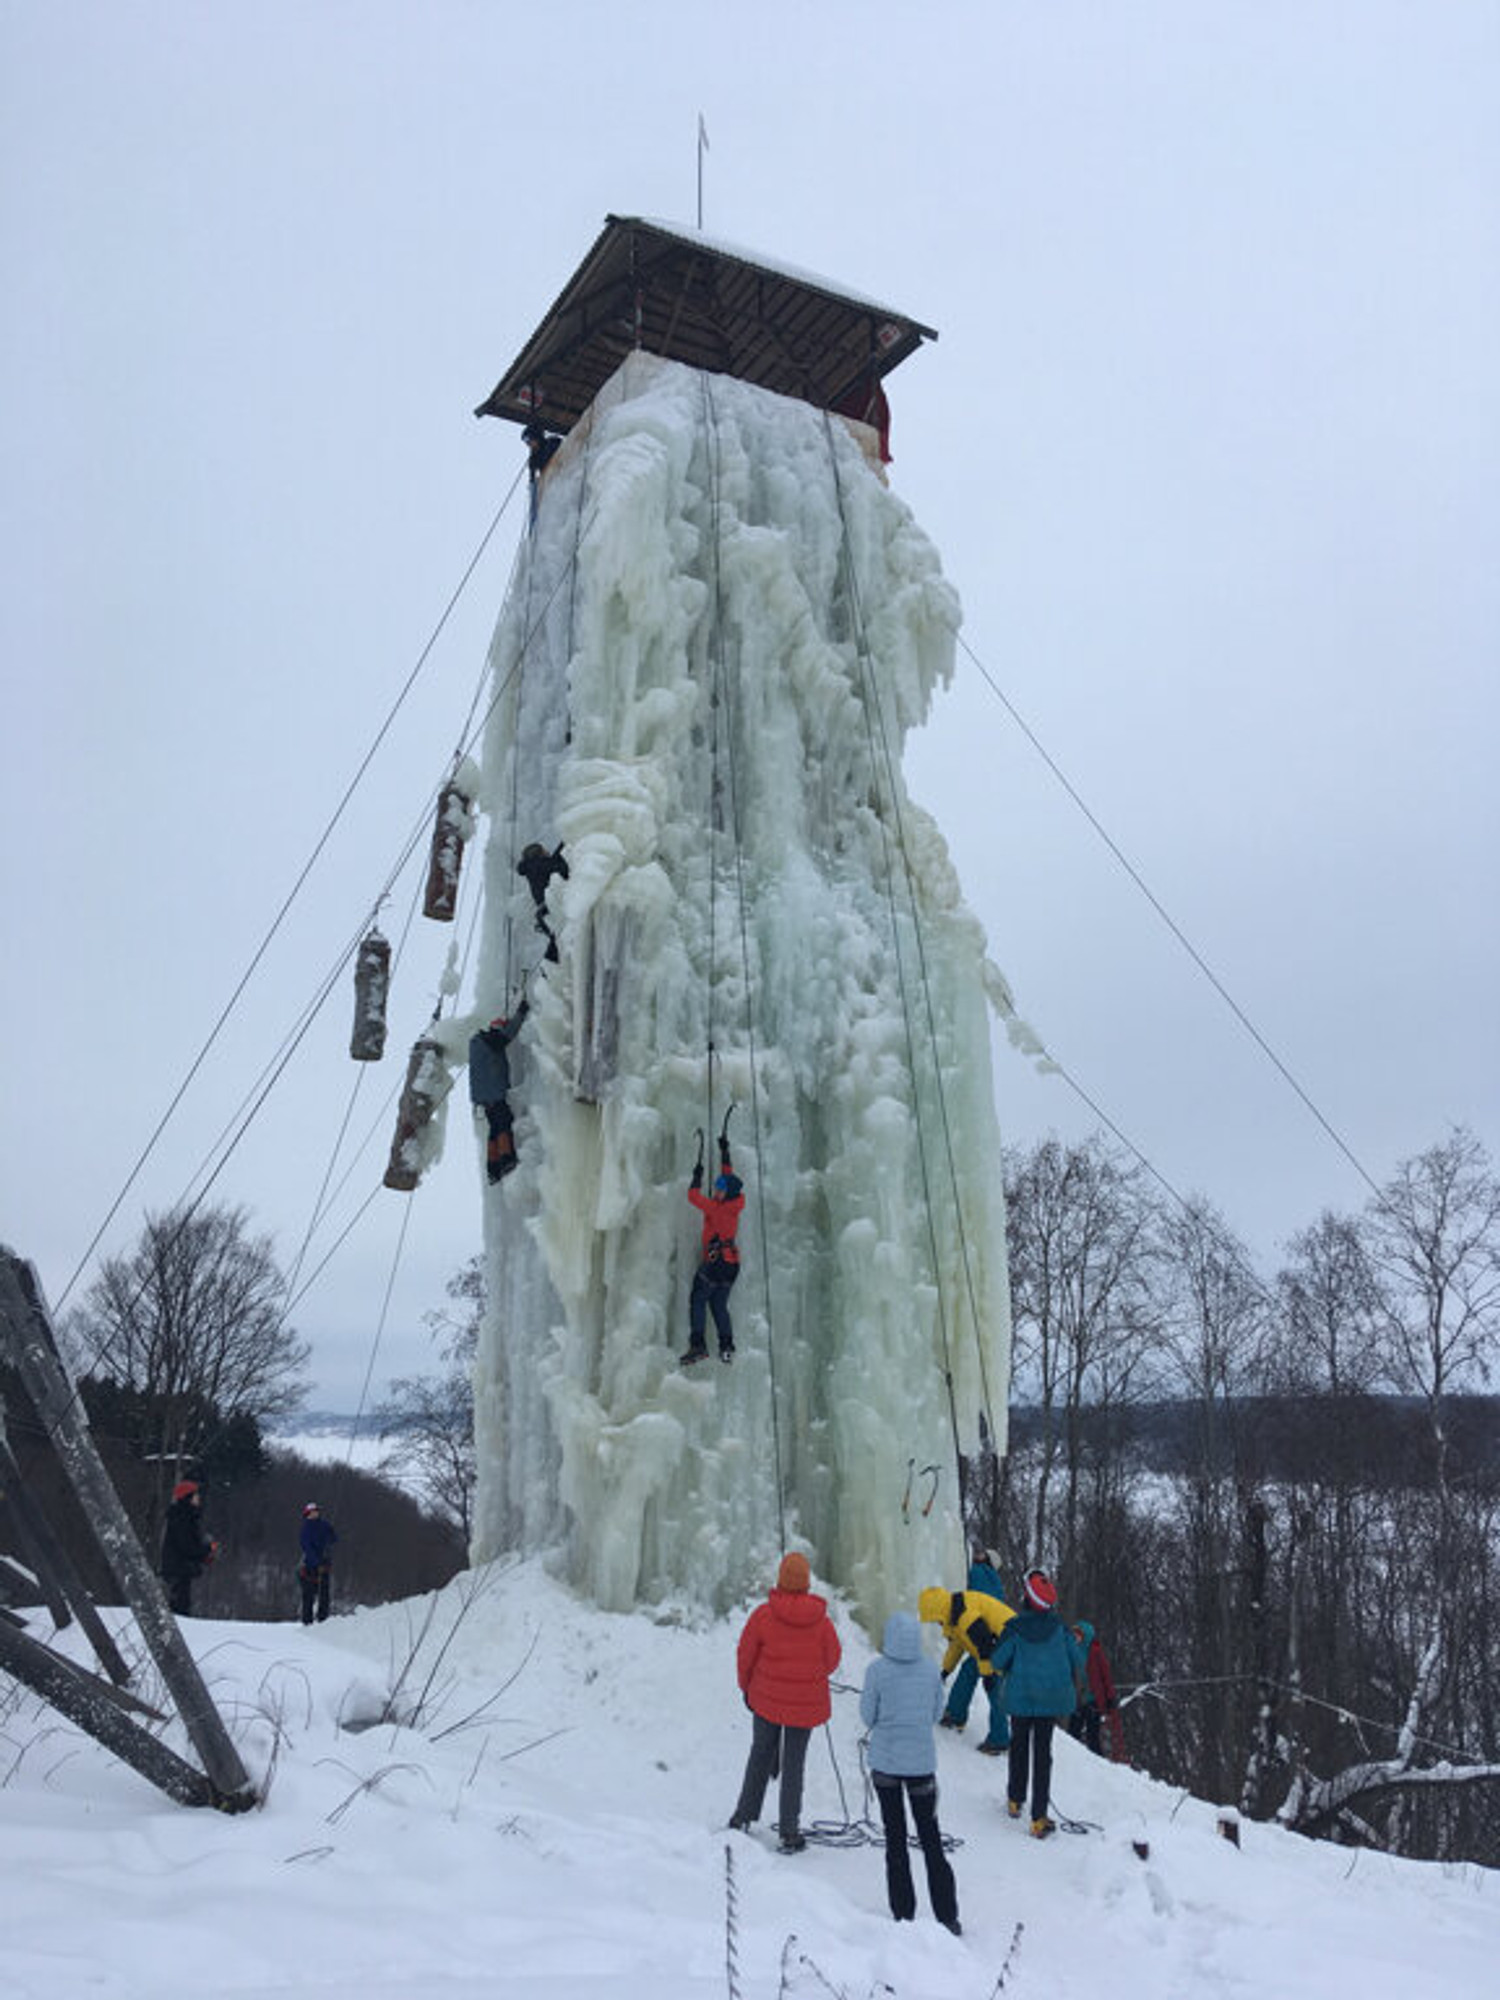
[955,631,1384,1203]
[56,467,527,1316]
[697,372,789,1550]
[820,409,1000,1540]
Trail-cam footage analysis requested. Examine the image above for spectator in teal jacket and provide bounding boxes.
[992,1568,1084,1838]
[939,1550,1011,1754]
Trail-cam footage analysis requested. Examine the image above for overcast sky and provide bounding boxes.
[3,1,1496,1409]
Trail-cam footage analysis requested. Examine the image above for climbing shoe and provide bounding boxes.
[1031,1816,1055,1839]
[778,1834,807,1854]
[728,1814,752,1832]
[1006,1800,1022,1819]
[719,1345,734,1363]
[679,1347,709,1368]
[941,1919,963,1937]
[977,1742,1003,1756]
[939,1715,964,1731]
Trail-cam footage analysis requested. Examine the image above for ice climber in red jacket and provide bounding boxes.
[680,1130,745,1366]
[728,1552,841,1853]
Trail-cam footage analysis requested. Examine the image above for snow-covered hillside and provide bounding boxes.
[3,1560,1495,1998]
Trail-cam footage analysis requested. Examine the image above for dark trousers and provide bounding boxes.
[688,1261,738,1351]
[1067,1705,1102,1755]
[164,1574,194,1616]
[872,1771,958,1927]
[300,1565,331,1624]
[482,1100,516,1180]
[732,1713,810,1843]
[1007,1715,1056,1818]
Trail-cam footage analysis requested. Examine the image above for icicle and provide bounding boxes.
[349,929,391,1061]
[422,779,474,922]
[383,1033,446,1191]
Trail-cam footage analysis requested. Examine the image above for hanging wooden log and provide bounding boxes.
[422,780,474,922]
[383,1033,447,1191]
[349,928,391,1061]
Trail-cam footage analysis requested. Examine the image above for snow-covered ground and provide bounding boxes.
[2,1560,1495,1998]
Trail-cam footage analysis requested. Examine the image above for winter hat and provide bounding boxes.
[777,1551,810,1593]
[1022,1568,1058,1611]
[303,1502,320,1517]
[172,1480,199,1502]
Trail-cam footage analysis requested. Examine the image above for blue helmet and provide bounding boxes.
[715,1173,743,1198]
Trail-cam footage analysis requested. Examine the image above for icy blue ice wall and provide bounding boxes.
[467,353,1010,1627]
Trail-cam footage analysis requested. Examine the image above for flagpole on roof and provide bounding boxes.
[696,113,709,229]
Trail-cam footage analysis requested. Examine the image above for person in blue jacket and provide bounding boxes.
[860,1610,961,1935]
[469,1002,529,1183]
[939,1550,1012,1754]
[992,1568,1084,1838]
[298,1501,338,1625]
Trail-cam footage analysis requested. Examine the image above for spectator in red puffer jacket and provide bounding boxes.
[728,1552,841,1853]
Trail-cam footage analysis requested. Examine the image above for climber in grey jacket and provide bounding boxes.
[860,1610,961,1935]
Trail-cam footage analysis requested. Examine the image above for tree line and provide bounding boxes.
[969,1123,1500,1865]
[7,1129,1496,1864]
[1,1205,463,1625]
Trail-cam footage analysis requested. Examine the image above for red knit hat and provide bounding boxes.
[1023,1568,1057,1610]
[172,1480,199,1503]
[777,1551,810,1593]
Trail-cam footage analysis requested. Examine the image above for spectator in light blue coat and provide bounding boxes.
[939,1550,1012,1753]
[860,1611,961,1935]
[992,1569,1085,1837]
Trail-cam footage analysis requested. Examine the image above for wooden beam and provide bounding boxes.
[0,1430,133,1684]
[0,1617,211,1808]
[0,1248,257,1811]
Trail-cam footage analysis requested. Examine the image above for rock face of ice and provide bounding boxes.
[468,352,1009,1629]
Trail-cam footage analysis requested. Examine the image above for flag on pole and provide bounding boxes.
[698,113,710,153]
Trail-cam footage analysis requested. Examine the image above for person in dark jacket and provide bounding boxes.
[1067,1619,1124,1760]
[469,1002,529,1182]
[516,841,568,963]
[521,423,562,522]
[991,1568,1085,1837]
[681,1132,745,1365]
[939,1551,1012,1754]
[729,1552,841,1853]
[159,1479,216,1616]
[298,1501,338,1625]
[861,1609,961,1935]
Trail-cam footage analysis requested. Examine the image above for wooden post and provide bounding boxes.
[0,1430,132,1684]
[0,1618,212,1807]
[0,1248,257,1811]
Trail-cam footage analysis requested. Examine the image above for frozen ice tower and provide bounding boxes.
[463,221,1011,1628]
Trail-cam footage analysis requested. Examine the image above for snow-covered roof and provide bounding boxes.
[474,213,937,433]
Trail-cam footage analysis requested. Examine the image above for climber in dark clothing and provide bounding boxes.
[682,1133,745,1365]
[298,1501,338,1625]
[516,842,568,963]
[522,423,562,522]
[159,1479,216,1617]
[469,1002,529,1183]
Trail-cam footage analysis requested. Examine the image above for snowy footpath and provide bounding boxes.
[2,1559,1495,1999]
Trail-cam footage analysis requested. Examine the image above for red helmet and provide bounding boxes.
[1023,1569,1058,1611]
